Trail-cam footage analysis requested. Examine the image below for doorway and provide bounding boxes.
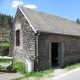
[51,43,58,67]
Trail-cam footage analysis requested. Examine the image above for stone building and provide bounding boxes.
[9,6,80,70]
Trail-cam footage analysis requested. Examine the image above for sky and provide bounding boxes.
[0,0,80,21]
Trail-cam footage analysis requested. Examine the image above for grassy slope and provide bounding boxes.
[0,27,10,42]
[65,62,80,71]
[0,41,9,46]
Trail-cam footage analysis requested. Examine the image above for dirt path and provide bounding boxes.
[0,68,67,80]
[0,71,23,80]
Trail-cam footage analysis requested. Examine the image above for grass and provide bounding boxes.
[11,69,54,80]
[0,59,11,69]
[11,61,54,80]
[0,59,10,63]
[0,41,9,46]
[0,59,79,80]
[0,60,54,80]
[65,62,80,71]
[12,61,54,76]
[24,69,53,77]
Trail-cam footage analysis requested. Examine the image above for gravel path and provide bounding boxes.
[0,68,67,80]
[0,71,23,80]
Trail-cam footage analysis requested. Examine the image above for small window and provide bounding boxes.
[16,29,20,46]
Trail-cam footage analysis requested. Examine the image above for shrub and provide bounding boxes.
[13,61,26,74]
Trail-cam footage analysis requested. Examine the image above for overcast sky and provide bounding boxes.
[0,0,80,21]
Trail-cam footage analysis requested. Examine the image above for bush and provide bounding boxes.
[13,61,26,74]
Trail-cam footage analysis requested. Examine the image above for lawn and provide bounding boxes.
[11,61,54,80]
[65,62,80,71]
[0,41,9,46]
[0,59,10,63]
[0,59,11,69]
[0,59,80,80]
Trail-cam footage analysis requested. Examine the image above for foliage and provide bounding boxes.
[11,78,22,80]
[65,62,80,71]
[12,68,54,80]
[13,61,26,74]
[0,13,13,29]
[0,59,10,63]
[0,13,13,39]
[76,18,80,25]
[0,59,11,70]
[12,61,54,80]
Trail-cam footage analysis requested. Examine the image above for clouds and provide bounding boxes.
[24,4,37,9]
[12,0,24,8]
[12,0,37,9]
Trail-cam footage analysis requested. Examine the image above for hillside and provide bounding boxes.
[0,13,13,41]
[0,13,13,56]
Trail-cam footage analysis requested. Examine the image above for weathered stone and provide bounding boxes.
[9,8,36,63]
[38,33,80,70]
[9,7,80,71]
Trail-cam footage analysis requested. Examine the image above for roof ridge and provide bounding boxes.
[19,6,76,24]
[19,6,37,33]
[18,6,80,37]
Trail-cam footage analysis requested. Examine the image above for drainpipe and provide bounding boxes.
[36,31,40,71]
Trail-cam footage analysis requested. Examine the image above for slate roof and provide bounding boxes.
[19,6,80,36]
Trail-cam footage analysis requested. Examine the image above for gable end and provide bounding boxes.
[19,6,37,33]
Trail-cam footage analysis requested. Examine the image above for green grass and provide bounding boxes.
[12,62,80,80]
[13,61,53,76]
[65,62,80,71]
[12,61,54,80]
[12,69,54,80]
[0,59,10,63]
[24,69,53,77]
[13,61,26,74]
[0,59,11,69]
[0,41,9,46]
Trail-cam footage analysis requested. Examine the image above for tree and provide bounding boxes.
[76,18,80,25]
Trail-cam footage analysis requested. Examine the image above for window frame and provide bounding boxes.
[16,29,20,46]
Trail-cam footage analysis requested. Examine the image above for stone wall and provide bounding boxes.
[9,8,36,63]
[9,7,80,71]
[38,32,80,70]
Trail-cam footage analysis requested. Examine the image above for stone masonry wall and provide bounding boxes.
[38,32,80,70]
[9,7,80,71]
[9,8,36,63]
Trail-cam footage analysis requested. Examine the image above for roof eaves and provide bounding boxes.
[19,6,37,33]
[37,30,80,37]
